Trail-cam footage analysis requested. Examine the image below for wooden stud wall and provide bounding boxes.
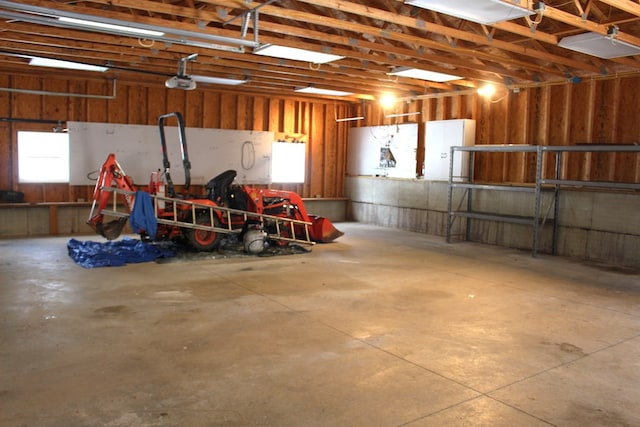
[355,74,639,184]
[1,73,638,204]
[0,75,351,203]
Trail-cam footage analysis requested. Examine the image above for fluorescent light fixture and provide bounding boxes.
[254,44,344,64]
[335,116,365,122]
[388,66,462,82]
[0,1,258,53]
[405,0,533,25]
[385,112,421,118]
[558,32,640,59]
[295,86,353,96]
[29,57,108,72]
[58,17,165,37]
[193,75,248,86]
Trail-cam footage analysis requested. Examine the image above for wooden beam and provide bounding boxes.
[541,3,640,48]
[284,0,597,72]
[597,0,640,18]
[33,0,601,75]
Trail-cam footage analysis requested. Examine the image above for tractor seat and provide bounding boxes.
[205,169,237,206]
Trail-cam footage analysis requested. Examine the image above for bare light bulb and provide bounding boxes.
[380,93,396,108]
[477,84,496,97]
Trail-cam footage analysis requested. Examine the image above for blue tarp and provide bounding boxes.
[67,238,175,268]
[130,191,158,239]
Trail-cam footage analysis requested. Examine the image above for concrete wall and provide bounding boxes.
[0,204,93,238]
[300,198,348,222]
[0,198,347,239]
[346,176,640,267]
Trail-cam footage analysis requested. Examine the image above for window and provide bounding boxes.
[271,142,306,183]
[18,131,70,183]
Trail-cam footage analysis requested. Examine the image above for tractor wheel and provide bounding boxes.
[184,212,223,251]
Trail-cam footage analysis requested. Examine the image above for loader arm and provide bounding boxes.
[259,188,312,219]
[87,153,137,240]
[258,188,343,243]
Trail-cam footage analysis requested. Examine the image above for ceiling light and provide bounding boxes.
[193,76,248,86]
[254,44,345,64]
[58,17,164,37]
[29,57,108,72]
[295,86,353,96]
[477,84,496,97]
[0,0,258,53]
[388,66,462,82]
[405,0,534,25]
[380,93,397,108]
[558,32,640,59]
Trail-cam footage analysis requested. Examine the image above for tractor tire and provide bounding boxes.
[183,212,223,251]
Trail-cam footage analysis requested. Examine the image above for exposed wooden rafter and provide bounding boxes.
[0,0,637,100]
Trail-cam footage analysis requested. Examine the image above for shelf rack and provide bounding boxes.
[446,144,640,257]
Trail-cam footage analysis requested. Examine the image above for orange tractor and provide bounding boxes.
[87,112,343,250]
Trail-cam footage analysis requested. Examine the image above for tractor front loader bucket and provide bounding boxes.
[309,216,344,243]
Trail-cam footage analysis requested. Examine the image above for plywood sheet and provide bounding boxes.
[68,121,273,186]
[347,123,418,178]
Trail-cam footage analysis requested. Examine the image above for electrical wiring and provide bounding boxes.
[137,38,155,48]
[241,140,255,170]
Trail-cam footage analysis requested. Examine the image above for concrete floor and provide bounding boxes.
[1,223,640,427]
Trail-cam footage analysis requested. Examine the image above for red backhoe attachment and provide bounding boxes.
[87,153,137,240]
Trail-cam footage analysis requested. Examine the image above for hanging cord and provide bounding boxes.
[137,38,155,48]
[491,93,509,104]
[525,0,544,26]
[87,170,99,181]
[241,140,256,170]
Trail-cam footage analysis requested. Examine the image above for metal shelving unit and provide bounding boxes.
[446,144,640,257]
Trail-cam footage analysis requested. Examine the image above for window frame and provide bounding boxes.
[270,141,306,184]
[17,130,70,184]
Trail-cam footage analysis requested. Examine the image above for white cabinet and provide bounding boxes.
[424,119,475,181]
